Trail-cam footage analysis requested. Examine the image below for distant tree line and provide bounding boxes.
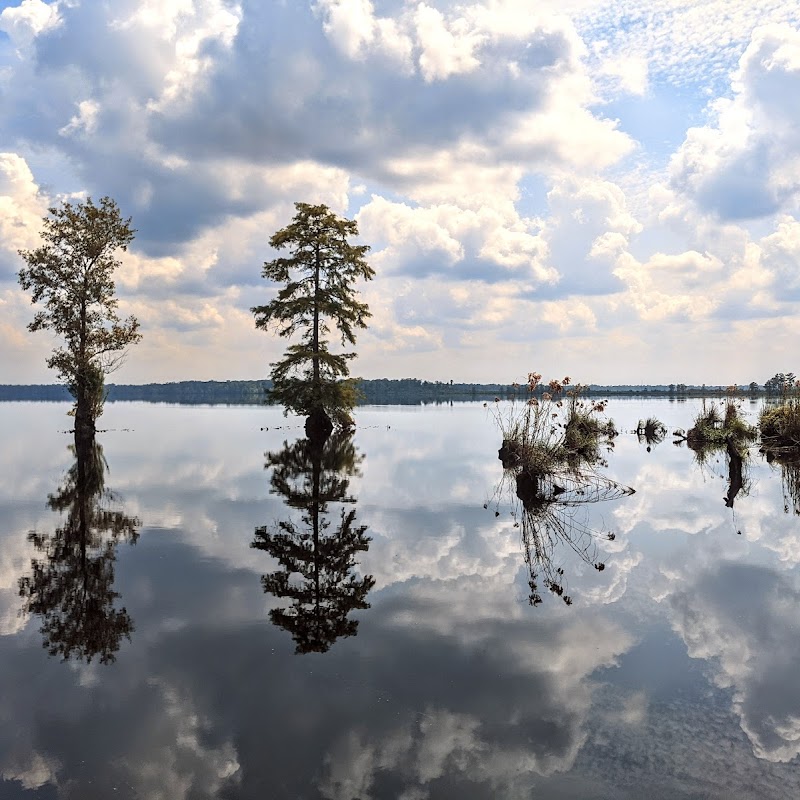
[4,377,797,406]
[0,379,522,405]
[764,372,798,394]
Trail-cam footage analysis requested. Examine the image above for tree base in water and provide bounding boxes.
[305,408,333,441]
[74,416,97,442]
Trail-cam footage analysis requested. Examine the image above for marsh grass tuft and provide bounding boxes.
[760,394,800,450]
[489,373,634,607]
[687,393,756,454]
[758,380,800,510]
[493,373,618,484]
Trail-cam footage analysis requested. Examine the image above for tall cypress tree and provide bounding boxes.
[252,203,374,437]
[17,197,141,440]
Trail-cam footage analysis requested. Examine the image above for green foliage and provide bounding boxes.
[765,372,797,394]
[17,196,141,427]
[252,202,374,427]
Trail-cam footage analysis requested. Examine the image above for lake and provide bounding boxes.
[1,397,799,799]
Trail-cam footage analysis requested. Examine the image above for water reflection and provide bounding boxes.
[18,435,139,664]
[493,464,634,607]
[635,417,667,451]
[764,450,800,515]
[252,432,374,653]
[724,440,746,509]
[686,436,752,510]
[6,401,800,796]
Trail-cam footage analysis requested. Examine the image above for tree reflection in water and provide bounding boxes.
[252,432,374,654]
[19,435,139,664]
[493,465,634,607]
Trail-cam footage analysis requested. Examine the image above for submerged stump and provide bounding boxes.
[498,439,524,469]
[305,407,334,442]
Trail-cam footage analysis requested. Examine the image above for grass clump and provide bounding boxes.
[488,372,635,609]
[494,373,618,486]
[488,373,634,608]
[759,381,800,503]
[686,395,756,452]
[760,399,800,449]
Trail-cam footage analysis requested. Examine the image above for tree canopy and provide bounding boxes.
[18,196,141,437]
[765,372,798,393]
[252,202,374,436]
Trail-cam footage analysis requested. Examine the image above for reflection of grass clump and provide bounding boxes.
[637,417,667,448]
[763,449,800,515]
[487,469,634,608]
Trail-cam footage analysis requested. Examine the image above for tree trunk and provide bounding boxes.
[311,243,321,417]
[74,386,96,442]
[75,290,95,441]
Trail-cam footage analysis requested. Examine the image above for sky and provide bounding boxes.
[1,0,799,386]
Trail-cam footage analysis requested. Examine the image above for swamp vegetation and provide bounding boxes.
[490,375,800,607]
[491,374,635,606]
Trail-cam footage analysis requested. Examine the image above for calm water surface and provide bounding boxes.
[1,398,799,799]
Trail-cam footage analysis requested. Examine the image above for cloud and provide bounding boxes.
[357,194,554,284]
[0,0,60,49]
[0,153,49,278]
[1,750,60,791]
[669,24,800,220]
[596,52,649,96]
[414,2,483,82]
[667,561,800,762]
[117,676,241,800]
[316,581,634,798]
[577,0,800,88]
[2,1,800,385]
